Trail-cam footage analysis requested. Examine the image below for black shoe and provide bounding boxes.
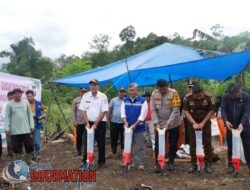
[154,163,161,173]
[205,163,212,174]
[8,153,14,159]
[161,168,167,176]
[227,165,234,174]
[112,148,117,155]
[74,152,82,157]
[168,161,174,171]
[98,163,106,169]
[188,163,198,173]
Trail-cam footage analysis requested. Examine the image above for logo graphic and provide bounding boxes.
[65,162,96,190]
[2,160,30,184]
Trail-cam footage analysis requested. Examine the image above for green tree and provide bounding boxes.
[56,58,91,77]
[210,24,224,39]
[54,54,80,68]
[119,25,136,43]
[54,58,92,104]
[85,34,112,68]
[119,25,136,50]
[89,34,111,52]
[0,37,54,83]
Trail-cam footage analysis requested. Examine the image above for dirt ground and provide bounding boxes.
[0,139,250,190]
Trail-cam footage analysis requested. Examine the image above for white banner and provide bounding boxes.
[0,72,42,143]
[211,118,220,136]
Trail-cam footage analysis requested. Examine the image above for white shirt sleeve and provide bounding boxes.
[138,101,148,121]
[101,95,109,112]
[79,96,86,111]
[121,101,126,118]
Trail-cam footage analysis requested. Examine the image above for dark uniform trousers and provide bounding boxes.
[183,117,190,144]
[110,122,124,154]
[76,124,85,153]
[82,121,106,164]
[155,126,179,163]
[189,121,212,163]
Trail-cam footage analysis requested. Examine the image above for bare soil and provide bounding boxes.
[1,139,250,190]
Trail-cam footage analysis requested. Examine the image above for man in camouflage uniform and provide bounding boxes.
[151,79,181,175]
[183,83,215,174]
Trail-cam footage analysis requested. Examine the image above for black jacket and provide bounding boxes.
[221,91,250,129]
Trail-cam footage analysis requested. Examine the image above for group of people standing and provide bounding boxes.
[0,88,45,161]
[1,77,249,178]
[72,77,250,175]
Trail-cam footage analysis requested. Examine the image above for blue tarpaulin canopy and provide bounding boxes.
[53,43,250,89]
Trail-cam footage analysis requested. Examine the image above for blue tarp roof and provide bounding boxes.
[53,43,250,89]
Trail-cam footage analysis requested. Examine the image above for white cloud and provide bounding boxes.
[0,0,249,58]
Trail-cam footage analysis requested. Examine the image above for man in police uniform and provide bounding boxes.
[151,79,181,175]
[183,83,215,174]
[79,79,109,168]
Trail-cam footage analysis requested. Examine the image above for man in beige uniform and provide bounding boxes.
[72,87,87,156]
[151,79,181,175]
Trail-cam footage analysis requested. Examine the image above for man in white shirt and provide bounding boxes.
[121,83,148,170]
[79,79,109,168]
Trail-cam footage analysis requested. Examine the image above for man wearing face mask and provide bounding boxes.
[221,83,250,173]
[183,83,215,174]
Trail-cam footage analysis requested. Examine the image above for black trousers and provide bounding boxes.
[183,117,190,145]
[7,136,13,155]
[0,134,2,157]
[110,122,124,154]
[155,126,179,164]
[189,122,212,163]
[11,134,34,154]
[82,121,106,164]
[76,124,85,153]
[227,128,250,167]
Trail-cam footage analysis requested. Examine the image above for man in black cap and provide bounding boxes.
[72,87,87,156]
[151,79,181,175]
[221,83,250,173]
[4,88,34,161]
[183,83,215,174]
[79,79,109,168]
[108,87,126,158]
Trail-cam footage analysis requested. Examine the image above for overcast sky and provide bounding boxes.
[0,0,249,59]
